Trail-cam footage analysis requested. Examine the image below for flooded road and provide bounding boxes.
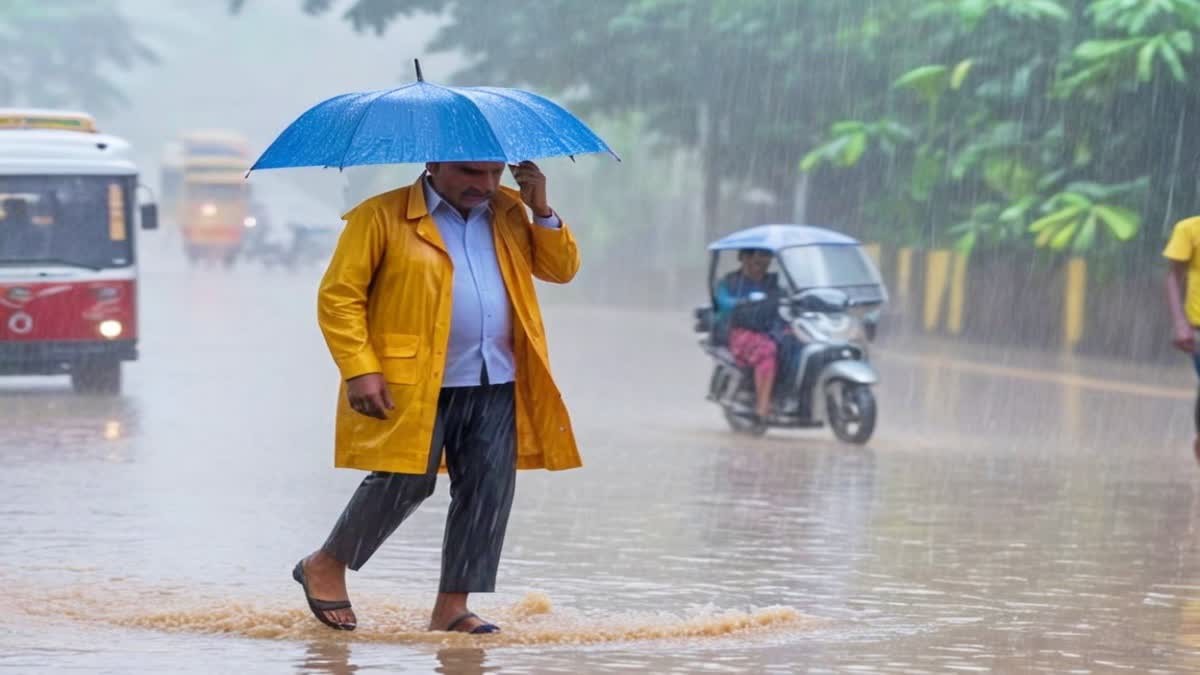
[2,248,1199,674]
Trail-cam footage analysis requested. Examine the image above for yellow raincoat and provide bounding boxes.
[317,175,582,474]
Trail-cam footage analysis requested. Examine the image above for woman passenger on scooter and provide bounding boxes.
[714,248,782,425]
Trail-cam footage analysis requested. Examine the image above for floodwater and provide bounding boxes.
[2,244,1199,674]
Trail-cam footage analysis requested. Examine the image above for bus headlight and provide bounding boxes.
[243,216,258,228]
[98,320,123,339]
[201,203,217,217]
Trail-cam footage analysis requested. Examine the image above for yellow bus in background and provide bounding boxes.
[0,109,98,133]
[178,130,252,265]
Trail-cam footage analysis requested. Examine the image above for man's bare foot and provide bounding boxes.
[301,551,356,628]
[430,592,498,633]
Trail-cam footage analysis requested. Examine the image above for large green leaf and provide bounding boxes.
[1072,217,1097,252]
[1159,41,1188,81]
[950,59,974,90]
[1029,205,1085,233]
[1049,219,1080,250]
[1000,196,1037,222]
[893,64,950,102]
[1093,204,1139,240]
[1173,30,1195,54]
[1073,38,1143,61]
[1137,40,1157,81]
[1025,0,1070,21]
[842,132,867,166]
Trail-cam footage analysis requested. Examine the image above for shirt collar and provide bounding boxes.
[422,173,492,220]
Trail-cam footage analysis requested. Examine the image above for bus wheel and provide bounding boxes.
[72,359,122,395]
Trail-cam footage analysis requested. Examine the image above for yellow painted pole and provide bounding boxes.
[896,247,913,304]
[863,242,882,269]
[1063,257,1087,351]
[946,251,969,335]
[924,249,952,332]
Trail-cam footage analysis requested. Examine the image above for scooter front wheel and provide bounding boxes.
[827,382,876,444]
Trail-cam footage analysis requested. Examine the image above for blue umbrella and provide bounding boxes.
[249,61,618,172]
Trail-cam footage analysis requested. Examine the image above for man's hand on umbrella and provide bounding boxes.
[346,373,394,420]
[510,161,552,218]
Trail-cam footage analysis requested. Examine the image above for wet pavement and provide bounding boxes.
[2,246,1200,674]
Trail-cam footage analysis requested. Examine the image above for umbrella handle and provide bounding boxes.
[414,59,424,82]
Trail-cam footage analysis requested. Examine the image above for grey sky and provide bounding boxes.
[107,1,460,221]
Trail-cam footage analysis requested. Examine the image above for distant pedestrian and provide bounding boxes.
[1163,215,1200,463]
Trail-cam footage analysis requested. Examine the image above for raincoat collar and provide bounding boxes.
[406,172,521,222]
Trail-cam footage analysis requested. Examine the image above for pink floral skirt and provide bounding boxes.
[729,328,777,380]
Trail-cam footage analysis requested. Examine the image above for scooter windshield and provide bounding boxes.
[778,244,882,292]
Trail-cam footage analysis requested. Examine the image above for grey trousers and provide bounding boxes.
[321,382,516,593]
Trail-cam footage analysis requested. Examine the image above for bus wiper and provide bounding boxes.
[0,258,104,271]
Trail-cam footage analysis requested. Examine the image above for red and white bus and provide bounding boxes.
[0,109,157,393]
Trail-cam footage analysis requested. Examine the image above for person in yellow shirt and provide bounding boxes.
[1163,216,1200,462]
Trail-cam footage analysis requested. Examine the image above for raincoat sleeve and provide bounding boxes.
[529,216,581,284]
[317,202,388,381]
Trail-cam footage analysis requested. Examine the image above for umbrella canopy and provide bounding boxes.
[249,62,617,172]
[708,224,861,253]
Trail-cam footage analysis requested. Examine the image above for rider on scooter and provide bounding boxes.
[714,248,802,425]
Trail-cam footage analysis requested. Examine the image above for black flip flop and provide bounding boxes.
[292,559,356,631]
[444,611,500,634]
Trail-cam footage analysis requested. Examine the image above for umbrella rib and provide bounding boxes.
[436,84,511,163]
[468,88,579,160]
[336,85,417,170]
[475,88,620,162]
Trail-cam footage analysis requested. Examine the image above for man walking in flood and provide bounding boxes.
[292,160,582,633]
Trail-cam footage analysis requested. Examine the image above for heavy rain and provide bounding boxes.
[2,1,1199,673]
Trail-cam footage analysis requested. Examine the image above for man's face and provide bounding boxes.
[425,161,505,212]
[740,250,772,279]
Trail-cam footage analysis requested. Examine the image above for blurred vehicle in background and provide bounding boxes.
[0,108,158,394]
[241,218,339,271]
[159,140,182,229]
[177,130,252,266]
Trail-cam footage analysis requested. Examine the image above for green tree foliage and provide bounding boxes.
[271,0,1200,260]
[0,1,156,113]
[803,0,1200,261]
[251,0,886,242]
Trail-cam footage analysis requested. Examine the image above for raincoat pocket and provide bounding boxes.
[378,333,420,384]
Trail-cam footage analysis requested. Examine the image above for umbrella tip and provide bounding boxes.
[414,59,424,82]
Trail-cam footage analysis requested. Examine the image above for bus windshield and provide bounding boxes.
[0,175,134,269]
